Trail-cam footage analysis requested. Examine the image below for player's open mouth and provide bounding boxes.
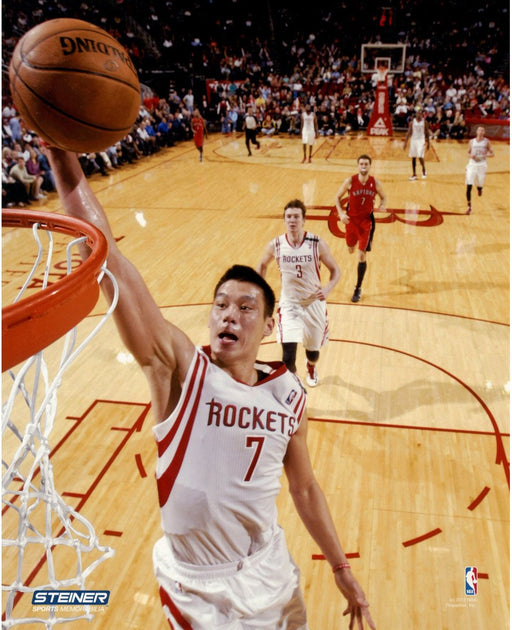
[219,332,238,343]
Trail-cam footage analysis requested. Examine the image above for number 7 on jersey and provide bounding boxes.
[244,436,265,482]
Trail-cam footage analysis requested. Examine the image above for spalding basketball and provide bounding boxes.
[9,18,141,153]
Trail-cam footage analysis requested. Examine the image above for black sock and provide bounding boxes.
[357,261,367,288]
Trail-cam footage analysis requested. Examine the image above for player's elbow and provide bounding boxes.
[289,476,320,508]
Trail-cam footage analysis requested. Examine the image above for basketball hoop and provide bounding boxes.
[2,209,119,627]
[376,64,388,84]
[2,210,109,372]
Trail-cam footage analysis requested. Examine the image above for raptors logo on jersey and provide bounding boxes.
[273,232,321,304]
[153,346,306,565]
[347,174,377,219]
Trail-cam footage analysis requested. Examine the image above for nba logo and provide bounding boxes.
[285,389,297,405]
[465,566,478,596]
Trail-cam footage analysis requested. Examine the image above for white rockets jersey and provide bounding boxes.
[302,111,316,134]
[469,137,490,162]
[153,346,307,566]
[411,117,426,141]
[273,232,322,305]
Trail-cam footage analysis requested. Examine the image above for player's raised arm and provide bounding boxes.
[48,147,195,420]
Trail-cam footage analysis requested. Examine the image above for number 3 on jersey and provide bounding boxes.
[244,436,265,481]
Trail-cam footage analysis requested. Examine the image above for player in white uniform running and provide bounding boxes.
[47,147,376,630]
[257,199,340,388]
[403,108,430,180]
[465,125,494,214]
[300,104,318,163]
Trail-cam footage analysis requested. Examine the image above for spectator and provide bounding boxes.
[37,144,56,191]
[9,156,45,200]
[261,113,276,136]
[3,165,31,206]
[450,109,467,139]
[318,112,335,136]
[120,133,141,164]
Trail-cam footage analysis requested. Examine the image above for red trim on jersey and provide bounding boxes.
[322,310,329,345]
[312,235,321,280]
[156,353,208,507]
[159,586,193,630]
[253,361,288,385]
[202,345,288,386]
[293,388,307,423]
[274,236,281,263]
[156,352,206,457]
[285,232,307,248]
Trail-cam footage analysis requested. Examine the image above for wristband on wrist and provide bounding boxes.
[332,563,351,573]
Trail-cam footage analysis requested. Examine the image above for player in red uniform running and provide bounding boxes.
[335,155,387,302]
[191,108,207,162]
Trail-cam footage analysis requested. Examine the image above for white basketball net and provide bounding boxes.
[376,67,388,84]
[2,222,119,627]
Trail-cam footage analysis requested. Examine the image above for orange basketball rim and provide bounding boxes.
[2,209,108,371]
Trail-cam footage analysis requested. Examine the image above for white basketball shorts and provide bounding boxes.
[302,131,316,146]
[153,526,309,629]
[408,139,425,158]
[276,300,328,351]
[465,160,487,187]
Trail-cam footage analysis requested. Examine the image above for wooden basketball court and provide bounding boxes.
[2,130,510,629]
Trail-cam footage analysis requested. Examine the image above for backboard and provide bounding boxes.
[361,43,406,74]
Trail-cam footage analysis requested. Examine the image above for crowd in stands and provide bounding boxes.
[2,0,509,205]
[2,95,199,206]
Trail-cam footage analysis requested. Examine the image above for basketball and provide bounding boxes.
[8,18,141,153]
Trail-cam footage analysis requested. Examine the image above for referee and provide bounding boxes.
[244,106,260,155]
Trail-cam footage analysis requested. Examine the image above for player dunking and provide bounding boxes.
[465,125,494,214]
[335,155,387,303]
[47,147,376,630]
[257,199,340,387]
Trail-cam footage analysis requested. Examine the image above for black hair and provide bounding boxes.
[214,265,276,317]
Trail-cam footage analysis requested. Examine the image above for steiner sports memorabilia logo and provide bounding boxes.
[32,590,110,605]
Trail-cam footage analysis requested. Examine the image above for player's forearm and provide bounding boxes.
[335,194,347,217]
[325,269,341,295]
[256,258,270,277]
[291,479,349,568]
[48,147,117,250]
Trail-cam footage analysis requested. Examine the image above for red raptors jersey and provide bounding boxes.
[192,117,205,148]
[153,346,307,566]
[348,174,377,220]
